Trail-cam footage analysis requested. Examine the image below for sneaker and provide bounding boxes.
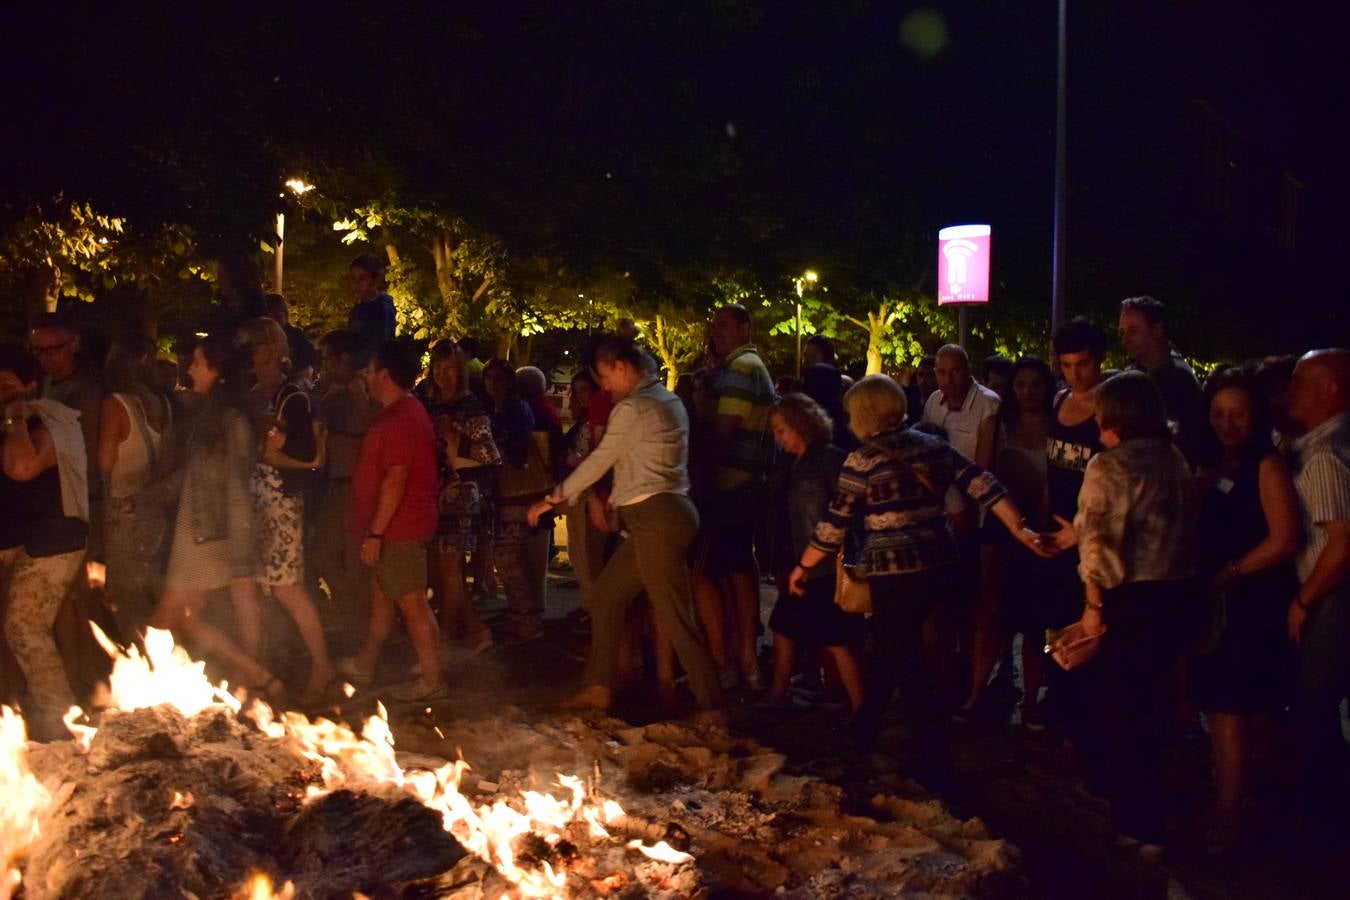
[387,678,450,703]
[1020,705,1047,732]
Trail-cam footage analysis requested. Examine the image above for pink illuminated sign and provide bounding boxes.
[937,224,991,305]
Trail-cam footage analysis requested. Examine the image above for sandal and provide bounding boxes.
[387,678,451,703]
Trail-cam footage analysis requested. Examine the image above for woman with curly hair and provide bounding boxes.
[761,393,864,715]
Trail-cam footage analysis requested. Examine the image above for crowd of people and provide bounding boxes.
[1,255,1347,860]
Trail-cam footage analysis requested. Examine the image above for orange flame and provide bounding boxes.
[14,624,697,898]
[0,707,52,900]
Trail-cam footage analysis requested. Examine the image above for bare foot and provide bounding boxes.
[561,684,612,711]
[299,664,339,705]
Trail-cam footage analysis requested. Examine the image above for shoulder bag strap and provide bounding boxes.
[865,440,939,499]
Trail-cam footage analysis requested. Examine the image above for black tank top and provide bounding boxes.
[1045,390,1102,521]
[0,420,87,557]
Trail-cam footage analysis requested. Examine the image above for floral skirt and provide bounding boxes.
[252,465,304,586]
[433,479,481,556]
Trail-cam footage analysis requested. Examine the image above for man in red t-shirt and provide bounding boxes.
[339,341,446,701]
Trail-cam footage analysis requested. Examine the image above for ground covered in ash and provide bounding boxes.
[20,699,1021,899]
[389,709,1022,898]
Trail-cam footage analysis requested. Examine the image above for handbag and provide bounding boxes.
[265,384,327,473]
[498,430,553,500]
[833,548,873,614]
[1045,621,1107,671]
[831,441,941,615]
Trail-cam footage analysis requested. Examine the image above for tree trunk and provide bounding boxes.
[653,314,680,390]
[858,302,896,375]
[865,340,883,376]
[430,232,466,334]
[24,265,59,326]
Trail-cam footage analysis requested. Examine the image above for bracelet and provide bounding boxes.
[1085,600,1104,611]
[364,531,383,541]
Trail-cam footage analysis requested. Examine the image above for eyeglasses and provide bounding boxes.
[31,339,73,356]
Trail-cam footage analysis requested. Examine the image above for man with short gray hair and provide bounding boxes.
[922,344,999,469]
[1286,348,1350,828]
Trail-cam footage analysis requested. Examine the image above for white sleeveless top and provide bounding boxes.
[109,393,164,499]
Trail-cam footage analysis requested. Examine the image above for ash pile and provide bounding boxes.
[24,705,464,899]
[395,712,1025,899]
[21,704,702,900]
[7,623,1021,899]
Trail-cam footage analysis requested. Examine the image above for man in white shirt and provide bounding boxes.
[922,344,999,469]
[1286,349,1350,829]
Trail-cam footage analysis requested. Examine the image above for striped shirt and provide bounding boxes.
[809,426,1007,576]
[1291,411,1350,582]
[712,344,776,492]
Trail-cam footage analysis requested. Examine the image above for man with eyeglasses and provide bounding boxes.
[29,314,101,471]
[29,313,103,691]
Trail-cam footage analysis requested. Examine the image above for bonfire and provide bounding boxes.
[4,628,696,899]
[2,627,1022,899]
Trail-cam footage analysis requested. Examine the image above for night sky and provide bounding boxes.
[4,1,1345,353]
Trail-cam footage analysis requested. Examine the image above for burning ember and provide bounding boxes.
[1,706,52,900]
[5,627,699,898]
[5,625,1022,897]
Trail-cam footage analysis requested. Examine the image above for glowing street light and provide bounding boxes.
[275,177,317,292]
[794,269,820,376]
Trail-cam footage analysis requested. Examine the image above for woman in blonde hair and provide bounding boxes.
[424,340,499,653]
[790,375,1053,793]
[237,317,336,703]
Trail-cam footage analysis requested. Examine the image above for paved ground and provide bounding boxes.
[247,564,1343,900]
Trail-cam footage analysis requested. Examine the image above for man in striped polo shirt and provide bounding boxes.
[692,304,776,687]
[1287,349,1350,830]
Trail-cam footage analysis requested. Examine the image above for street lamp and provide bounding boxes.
[795,270,819,377]
[275,178,316,293]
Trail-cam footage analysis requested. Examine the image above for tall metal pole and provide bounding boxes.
[958,306,969,349]
[1050,0,1068,331]
[274,212,285,293]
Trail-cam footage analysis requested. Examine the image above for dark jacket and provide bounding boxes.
[771,441,845,578]
[347,293,397,352]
